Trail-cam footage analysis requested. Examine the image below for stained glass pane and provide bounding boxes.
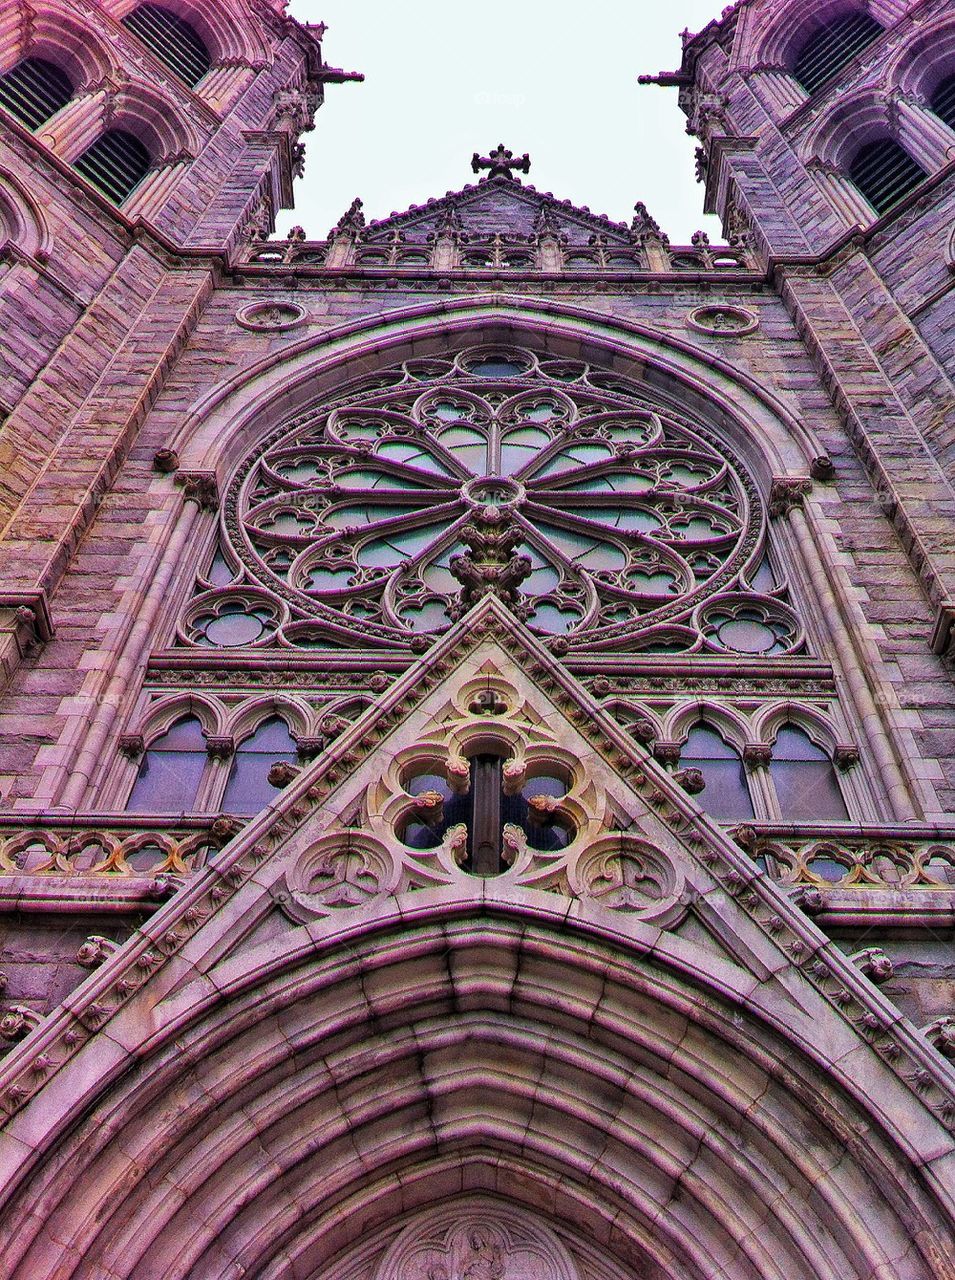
[223,717,298,816]
[337,469,429,491]
[771,725,848,821]
[357,521,455,568]
[682,726,754,821]
[535,444,614,476]
[126,716,206,813]
[325,503,424,530]
[468,359,526,377]
[376,441,452,475]
[536,522,628,571]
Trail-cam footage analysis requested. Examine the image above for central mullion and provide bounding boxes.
[469,754,503,874]
[489,423,503,476]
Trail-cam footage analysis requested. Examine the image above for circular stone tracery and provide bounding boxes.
[224,347,778,648]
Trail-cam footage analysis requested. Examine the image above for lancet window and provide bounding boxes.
[127,715,207,813]
[0,58,73,131]
[73,129,152,204]
[122,4,212,88]
[124,713,300,815]
[847,138,927,214]
[792,11,883,95]
[192,347,801,657]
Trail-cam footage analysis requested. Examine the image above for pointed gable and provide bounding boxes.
[359,174,634,248]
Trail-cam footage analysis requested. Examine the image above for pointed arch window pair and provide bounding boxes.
[126,715,298,816]
[680,722,849,823]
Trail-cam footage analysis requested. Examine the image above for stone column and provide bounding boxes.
[53,482,208,810]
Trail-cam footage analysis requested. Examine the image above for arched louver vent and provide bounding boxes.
[122,3,211,88]
[74,129,152,204]
[931,74,955,132]
[0,57,73,130]
[793,12,883,95]
[848,138,927,215]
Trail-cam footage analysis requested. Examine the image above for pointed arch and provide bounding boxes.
[171,297,825,484]
[0,1,120,91]
[106,0,273,70]
[0,166,52,258]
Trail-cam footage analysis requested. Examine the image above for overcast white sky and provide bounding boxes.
[280,0,730,244]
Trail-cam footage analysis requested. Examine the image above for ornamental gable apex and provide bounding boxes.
[359,178,634,248]
[2,599,954,1152]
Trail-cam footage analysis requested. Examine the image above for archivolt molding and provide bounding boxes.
[886,13,955,99]
[0,601,954,1277]
[103,0,273,69]
[0,167,52,260]
[0,0,121,89]
[171,299,824,482]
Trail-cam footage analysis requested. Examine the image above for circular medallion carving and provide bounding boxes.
[235,301,308,332]
[686,305,758,336]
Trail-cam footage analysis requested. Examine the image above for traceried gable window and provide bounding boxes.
[179,347,803,658]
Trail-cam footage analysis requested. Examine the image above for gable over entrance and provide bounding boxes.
[0,600,953,1279]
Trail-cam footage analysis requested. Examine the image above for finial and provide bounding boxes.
[328,197,365,239]
[471,144,531,182]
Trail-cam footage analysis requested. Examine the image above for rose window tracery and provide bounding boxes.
[208,347,802,653]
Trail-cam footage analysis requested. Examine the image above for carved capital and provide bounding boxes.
[769,477,812,518]
[118,733,145,760]
[833,743,860,771]
[295,735,325,761]
[653,740,682,767]
[743,743,772,771]
[176,471,219,513]
[203,734,235,760]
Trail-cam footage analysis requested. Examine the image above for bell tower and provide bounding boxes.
[0,0,360,689]
[643,0,955,657]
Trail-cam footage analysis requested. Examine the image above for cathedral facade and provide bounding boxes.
[0,0,954,1275]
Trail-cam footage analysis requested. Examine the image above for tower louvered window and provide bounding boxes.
[848,139,927,215]
[931,74,955,132]
[0,57,73,130]
[793,12,883,95]
[74,129,152,204]
[122,4,211,88]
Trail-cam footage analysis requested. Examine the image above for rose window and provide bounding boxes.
[219,347,800,652]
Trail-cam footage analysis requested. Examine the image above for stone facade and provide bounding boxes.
[0,1,954,1276]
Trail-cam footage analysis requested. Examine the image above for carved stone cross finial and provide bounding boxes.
[471,144,531,181]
